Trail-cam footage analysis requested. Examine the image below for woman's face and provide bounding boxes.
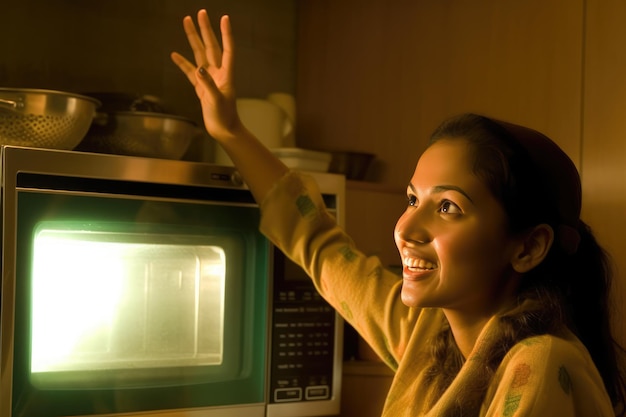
[394,139,521,315]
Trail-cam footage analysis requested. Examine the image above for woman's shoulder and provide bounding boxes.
[504,332,594,367]
[499,332,600,388]
[486,332,614,416]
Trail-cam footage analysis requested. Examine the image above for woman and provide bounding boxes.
[171,10,625,416]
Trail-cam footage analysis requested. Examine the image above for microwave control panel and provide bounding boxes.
[269,252,338,404]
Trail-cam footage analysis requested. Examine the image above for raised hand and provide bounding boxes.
[171,10,242,142]
[171,9,289,202]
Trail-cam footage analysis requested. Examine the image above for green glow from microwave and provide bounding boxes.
[30,228,227,374]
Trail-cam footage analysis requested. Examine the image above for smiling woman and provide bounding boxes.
[255,113,623,417]
[392,113,619,414]
[395,138,519,322]
[171,9,625,417]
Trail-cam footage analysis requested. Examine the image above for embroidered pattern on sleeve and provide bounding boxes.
[558,365,572,395]
[340,301,354,321]
[338,245,357,262]
[503,363,531,417]
[371,265,383,279]
[295,194,316,217]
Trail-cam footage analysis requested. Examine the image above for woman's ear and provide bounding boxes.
[511,224,554,273]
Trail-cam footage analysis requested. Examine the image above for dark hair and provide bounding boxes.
[423,113,625,415]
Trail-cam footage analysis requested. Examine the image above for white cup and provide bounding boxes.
[214,98,294,166]
[267,92,296,147]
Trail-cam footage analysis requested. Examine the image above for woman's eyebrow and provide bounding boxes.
[407,183,474,204]
[432,185,474,203]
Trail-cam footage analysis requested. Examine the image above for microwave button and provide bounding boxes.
[274,387,303,402]
[305,385,329,400]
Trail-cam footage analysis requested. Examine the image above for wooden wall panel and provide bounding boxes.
[296,0,584,189]
[582,0,626,344]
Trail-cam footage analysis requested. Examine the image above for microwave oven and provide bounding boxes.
[0,145,345,417]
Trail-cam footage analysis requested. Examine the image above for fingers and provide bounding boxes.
[181,9,224,69]
[181,15,208,68]
[172,10,234,98]
[220,15,234,78]
[197,10,222,67]
[170,52,198,86]
[196,66,219,97]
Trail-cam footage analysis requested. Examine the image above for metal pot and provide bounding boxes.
[83,92,170,113]
[76,111,201,160]
[0,88,100,150]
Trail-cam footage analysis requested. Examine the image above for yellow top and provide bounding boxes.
[260,171,615,416]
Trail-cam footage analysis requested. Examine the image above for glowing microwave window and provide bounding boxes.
[30,229,226,374]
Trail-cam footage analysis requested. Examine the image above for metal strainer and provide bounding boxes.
[0,88,100,150]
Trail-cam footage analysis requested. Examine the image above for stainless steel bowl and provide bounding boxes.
[76,111,201,160]
[0,88,100,150]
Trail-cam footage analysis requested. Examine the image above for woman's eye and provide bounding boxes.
[407,195,417,206]
[439,200,461,214]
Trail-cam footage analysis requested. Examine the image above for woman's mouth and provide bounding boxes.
[402,256,437,280]
[403,256,436,271]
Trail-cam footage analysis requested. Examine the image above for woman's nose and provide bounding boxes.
[394,207,432,245]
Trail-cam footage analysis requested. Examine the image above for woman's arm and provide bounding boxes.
[170,10,288,203]
[171,10,417,368]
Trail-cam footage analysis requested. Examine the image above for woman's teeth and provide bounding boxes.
[404,257,436,271]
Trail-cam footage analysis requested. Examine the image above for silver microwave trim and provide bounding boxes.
[14,186,260,209]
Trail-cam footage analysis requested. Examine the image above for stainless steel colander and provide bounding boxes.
[0,88,100,150]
